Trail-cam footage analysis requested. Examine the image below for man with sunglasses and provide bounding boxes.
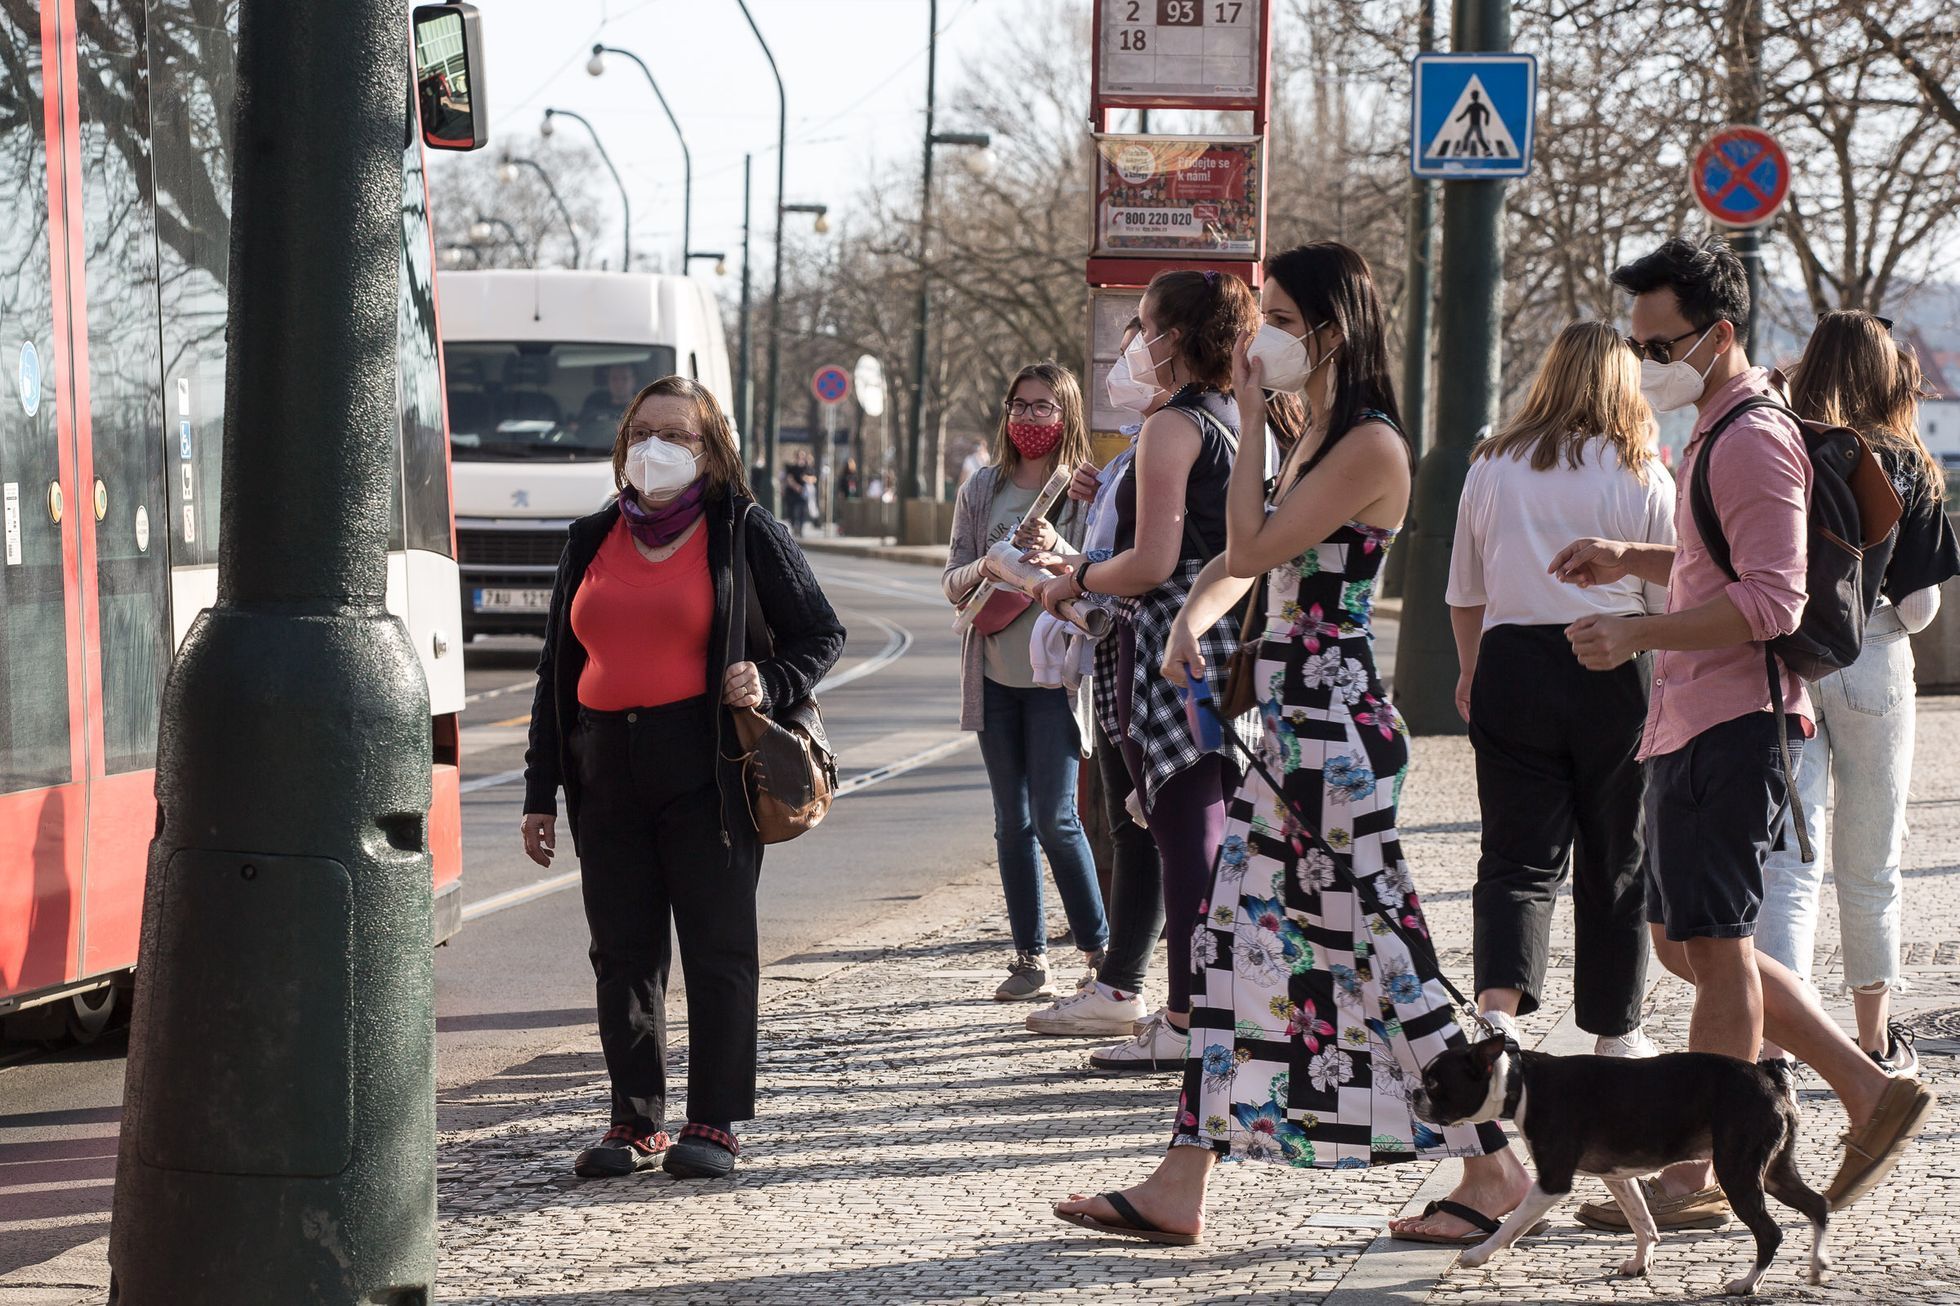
[1548,235,1933,1233]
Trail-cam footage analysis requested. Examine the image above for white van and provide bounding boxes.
[437,270,735,636]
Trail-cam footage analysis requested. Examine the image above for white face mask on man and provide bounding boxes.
[625,436,702,500]
[1245,320,1335,393]
[1637,323,1722,413]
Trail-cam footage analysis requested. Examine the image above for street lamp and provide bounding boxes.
[906,0,994,508]
[499,154,581,269]
[588,44,724,275]
[736,0,788,510]
[468,214,530,264]
[542,107,629,271]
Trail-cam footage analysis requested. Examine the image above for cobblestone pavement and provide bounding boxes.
[429,700,1960,1305]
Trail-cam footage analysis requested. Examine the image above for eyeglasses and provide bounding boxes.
[1007,400,1061,419]
[627,425,703,445]
[1626,326,1706,365]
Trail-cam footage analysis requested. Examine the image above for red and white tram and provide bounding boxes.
[0,0,466,1036]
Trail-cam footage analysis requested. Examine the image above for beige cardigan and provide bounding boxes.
[942,465,1092,751]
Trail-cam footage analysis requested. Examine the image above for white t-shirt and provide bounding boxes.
[1446,436,1676,628]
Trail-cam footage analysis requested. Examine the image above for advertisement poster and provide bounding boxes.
[1093,135,1262,258]
[1086,287,1147,442]
[1097,0,1263,106]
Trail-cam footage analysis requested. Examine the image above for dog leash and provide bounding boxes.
[1198,697,1479,1016]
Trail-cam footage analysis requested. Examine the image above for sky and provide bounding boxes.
[430,0,1004,278]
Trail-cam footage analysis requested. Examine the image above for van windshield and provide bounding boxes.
[444,341,679,460]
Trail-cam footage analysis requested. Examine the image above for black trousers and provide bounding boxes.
[1469,624,1649,1036]
[572,696,760,1131]
[1093,719,1165,995]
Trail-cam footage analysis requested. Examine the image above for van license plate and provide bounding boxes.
[474,587,551,613]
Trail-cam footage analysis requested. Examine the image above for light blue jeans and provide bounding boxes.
[1758,617,1915,993]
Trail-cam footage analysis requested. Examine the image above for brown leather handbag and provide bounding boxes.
[1218,577,1265,720]
[730,505,836,844]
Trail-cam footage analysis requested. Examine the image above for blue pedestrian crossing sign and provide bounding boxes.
[1410,53,1537,180]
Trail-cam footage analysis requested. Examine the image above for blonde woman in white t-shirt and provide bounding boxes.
[1447,320,1676,1060]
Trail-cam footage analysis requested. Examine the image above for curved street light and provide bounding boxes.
[469,214,531,265]
[499,154,582,270]
[542,107,629,271]
[588,44,718,275]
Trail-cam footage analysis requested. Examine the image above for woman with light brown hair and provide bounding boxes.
[1447,319,1676,1064]
[1759,311,1960,1076]
[520,375,844,1181]
[944,361,1110,1001]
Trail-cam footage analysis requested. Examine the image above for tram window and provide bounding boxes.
[150,0,234,569]
[0,3,74,793]
[78,1,171,775]
[400,145,451,557]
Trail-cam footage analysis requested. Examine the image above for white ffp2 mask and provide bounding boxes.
[625,438,701,500]
[1638,324,1721,413]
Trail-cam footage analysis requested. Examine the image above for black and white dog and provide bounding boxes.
[1411,1035,1829,1296]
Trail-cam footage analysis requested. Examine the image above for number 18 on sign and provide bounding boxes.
[1097,0,1264,107]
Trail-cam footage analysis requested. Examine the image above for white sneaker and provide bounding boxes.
[1026,983,1146,1037]
[1477,1008,1523,1043]
[1088,1007,1188,1072]
[1595,1026,1660,1058]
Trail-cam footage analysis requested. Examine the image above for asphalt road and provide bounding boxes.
[0,552,998,1285]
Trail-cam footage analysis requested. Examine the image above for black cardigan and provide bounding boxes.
[521,490,846,842]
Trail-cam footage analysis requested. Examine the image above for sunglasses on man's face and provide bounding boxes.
[1625,326,1707,365]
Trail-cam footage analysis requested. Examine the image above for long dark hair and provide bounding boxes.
[1789,310,1942,494]
[1263,242,1408,470]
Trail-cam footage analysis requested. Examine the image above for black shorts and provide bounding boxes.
[1644,711,1804,942]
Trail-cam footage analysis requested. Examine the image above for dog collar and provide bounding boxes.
[1500,1038,1524,1118]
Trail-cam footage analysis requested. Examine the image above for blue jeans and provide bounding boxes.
[977,678,1110,957]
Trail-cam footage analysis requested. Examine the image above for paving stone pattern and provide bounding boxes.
[432,702,1960,1305]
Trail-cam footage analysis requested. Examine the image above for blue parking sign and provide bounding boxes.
[1411,53,1537,180]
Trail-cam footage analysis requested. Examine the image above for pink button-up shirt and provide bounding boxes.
[1638,368,1812,760]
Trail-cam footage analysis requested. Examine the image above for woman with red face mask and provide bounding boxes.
[944,362,1111,1002]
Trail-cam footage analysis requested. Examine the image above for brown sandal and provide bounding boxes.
[1390,1198,1550,1247]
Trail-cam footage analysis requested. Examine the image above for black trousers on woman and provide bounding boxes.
[1469,623,1649,1037]
[572,696,760,1132]
[1093,720,1164,995]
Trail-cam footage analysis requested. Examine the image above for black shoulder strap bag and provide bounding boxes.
[729,503,837,843]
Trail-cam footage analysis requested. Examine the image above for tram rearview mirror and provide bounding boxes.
[413,3,488,152]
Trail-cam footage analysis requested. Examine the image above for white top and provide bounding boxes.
[1447,436,1677,628]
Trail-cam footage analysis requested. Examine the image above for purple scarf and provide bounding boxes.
[618,480,707,548]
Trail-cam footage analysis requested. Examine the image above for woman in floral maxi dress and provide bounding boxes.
[1057,242,1532,1246]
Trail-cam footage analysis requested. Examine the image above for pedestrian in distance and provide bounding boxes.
[1552,236,1935,1233]
[1023,317,1170,1041]
[1055,240,1538,1247]
[943,362,1112,1001]
[1022,269,1265,1074]
[1758,312,1960,1076]
[1447,320,1675,1060]
[519,375,845,1182]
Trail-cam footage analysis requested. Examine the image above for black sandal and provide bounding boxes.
[1390,1198,1549,1246]
[1055,1190,1201,1246]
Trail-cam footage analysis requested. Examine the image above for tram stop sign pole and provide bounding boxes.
[107,1,459,1301]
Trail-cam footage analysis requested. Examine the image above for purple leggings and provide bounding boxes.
[1115,627,1233,1014]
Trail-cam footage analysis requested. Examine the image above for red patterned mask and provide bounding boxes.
[1007,419,1064,460]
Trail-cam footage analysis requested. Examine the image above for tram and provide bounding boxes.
[0,1,467,1036]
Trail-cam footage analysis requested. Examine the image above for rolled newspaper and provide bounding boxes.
[955,539,1112,639]
[950,465,1082,634]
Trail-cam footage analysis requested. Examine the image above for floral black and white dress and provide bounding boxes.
[1169,508,1506,1168]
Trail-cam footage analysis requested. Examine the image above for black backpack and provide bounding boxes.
[1688,394,1903,858]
